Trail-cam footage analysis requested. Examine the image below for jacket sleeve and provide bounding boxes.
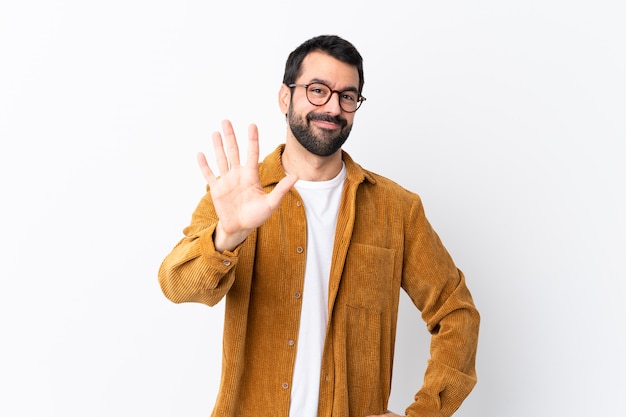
[402,195,480,417]
[158,190,245,307]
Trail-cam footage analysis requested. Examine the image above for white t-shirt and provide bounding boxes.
[289,163,346,417]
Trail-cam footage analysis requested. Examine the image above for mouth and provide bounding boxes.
[307,113,347,131]
[311,119,341,131]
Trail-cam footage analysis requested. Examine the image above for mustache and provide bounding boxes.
[307,112,347,127]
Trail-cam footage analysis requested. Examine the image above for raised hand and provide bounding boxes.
[197,120,298,252]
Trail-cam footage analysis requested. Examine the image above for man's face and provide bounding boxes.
[286,51,360,157]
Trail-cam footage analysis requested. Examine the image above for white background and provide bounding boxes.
[1,1,624,416]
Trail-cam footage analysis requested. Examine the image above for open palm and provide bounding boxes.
[197,120,297,251]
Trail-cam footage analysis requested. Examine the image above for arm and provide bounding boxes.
[158,120,297,306]
[157,193,244,306]
[402,197,480,417]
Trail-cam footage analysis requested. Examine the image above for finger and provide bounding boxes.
[197,152,218,184]
[266,172,299,211]
[245,123,260,168]
[212,130,230,174]
[221,119,241,167]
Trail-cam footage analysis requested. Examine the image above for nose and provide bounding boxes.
[322,91,343,114]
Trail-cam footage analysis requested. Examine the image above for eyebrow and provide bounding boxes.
[309,78,359,93]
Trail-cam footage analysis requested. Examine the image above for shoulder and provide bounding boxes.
[342,151,423,203]
[362,170,423,204]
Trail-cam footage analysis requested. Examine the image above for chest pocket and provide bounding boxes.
[338,243,395,310]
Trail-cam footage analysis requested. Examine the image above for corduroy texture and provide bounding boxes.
[158,145,480,417]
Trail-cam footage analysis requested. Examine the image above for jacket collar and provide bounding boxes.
[259,144,377,188]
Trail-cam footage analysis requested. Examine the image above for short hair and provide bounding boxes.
[282,35,364,94]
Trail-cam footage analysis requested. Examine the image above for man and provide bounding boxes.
[158,34,479,417]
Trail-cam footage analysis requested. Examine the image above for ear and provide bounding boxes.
[278,84,291,115]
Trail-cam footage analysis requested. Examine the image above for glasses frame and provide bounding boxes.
[288,83,366,113]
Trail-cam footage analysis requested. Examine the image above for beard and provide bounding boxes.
[287,105,352,157]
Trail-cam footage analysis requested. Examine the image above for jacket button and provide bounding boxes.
[294,292,301,299]
[288,339,295,346]
[296,246,303,253]
[222,260,231,266]
[282,382,289,389]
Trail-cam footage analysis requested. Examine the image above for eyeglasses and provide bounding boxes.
[288,82,366,113]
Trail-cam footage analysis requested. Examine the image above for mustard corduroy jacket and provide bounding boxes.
[158,145,480,417]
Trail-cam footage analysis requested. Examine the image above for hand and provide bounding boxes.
[197,120,298,252]
[365,411,403,417]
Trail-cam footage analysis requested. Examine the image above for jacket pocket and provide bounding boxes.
[340,243,395,309]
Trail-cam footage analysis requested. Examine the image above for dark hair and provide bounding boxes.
[282,35,364,94]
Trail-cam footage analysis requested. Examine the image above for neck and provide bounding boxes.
[282,136,343,181]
